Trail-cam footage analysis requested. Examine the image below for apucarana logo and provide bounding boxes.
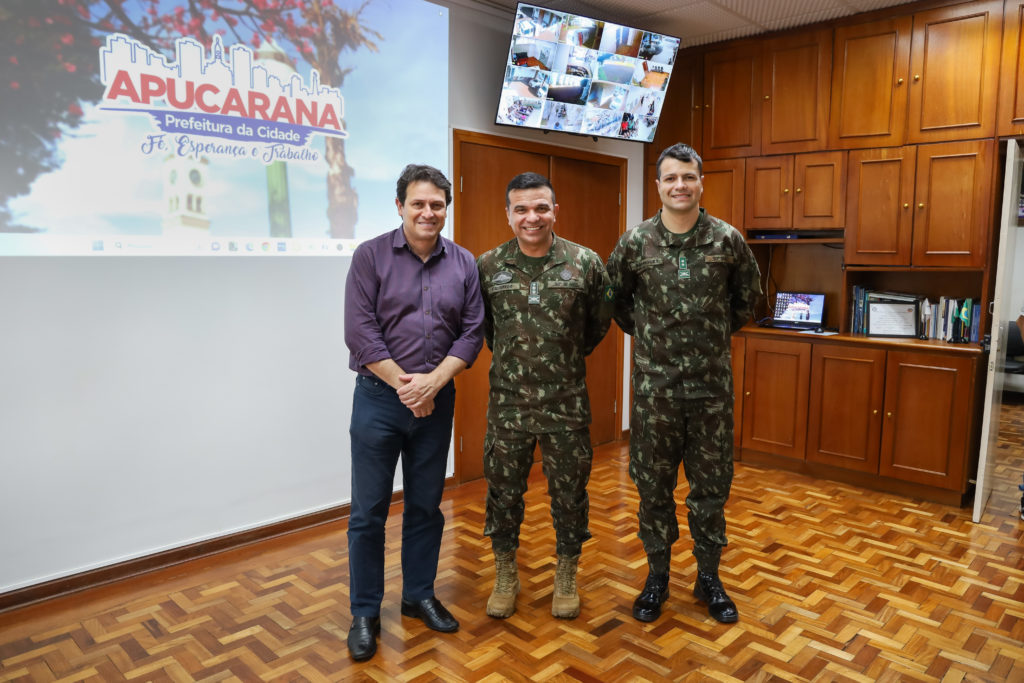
[98,34,345,165]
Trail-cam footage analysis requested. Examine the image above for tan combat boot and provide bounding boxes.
[551,554,580,619]
[486,549,520,618]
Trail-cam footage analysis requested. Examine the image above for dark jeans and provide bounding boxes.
[347,374,455,617]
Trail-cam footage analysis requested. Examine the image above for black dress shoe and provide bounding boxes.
[400,597,459,632]
[694,571,739,623]
[632,573,670,622]
[347,616,380,661]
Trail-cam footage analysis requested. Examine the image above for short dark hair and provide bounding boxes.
[396,164,452,205]
[656,143,703,177]
[505,172,556,207]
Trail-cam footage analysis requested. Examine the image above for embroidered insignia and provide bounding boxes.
[492,271,513,284]
[560,268,572,281]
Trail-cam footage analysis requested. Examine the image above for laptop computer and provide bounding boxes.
[765,291,826,330]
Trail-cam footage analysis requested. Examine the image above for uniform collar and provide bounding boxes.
[501,233,569,270]
[653,208,714,248]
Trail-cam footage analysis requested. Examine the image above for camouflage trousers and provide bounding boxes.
[483,426,593,556]
[629,394,734,574]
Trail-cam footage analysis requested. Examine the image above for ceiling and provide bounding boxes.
[470,0,920,47]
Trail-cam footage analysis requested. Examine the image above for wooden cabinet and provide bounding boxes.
[646,52,702,164]
[998,0,1024,136]
[845,146,917,266]
[829,17,912,149]
[912,139,994,267]
[845,140,993,267]
[761,29,831,155]
[879,350,976,489]
[906,0,1002,143]
[740,337,810,461]
[702,42,760,159]
[738,333,981,499]
[745,151,845,230]
[731,334,745,452]
[807,344,886,473]
[701,158,745,232]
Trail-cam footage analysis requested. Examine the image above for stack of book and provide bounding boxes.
[850,287,980,342]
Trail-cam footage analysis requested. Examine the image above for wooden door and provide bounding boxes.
[451,131,625,483]
[452,138,547,483]
[701,159,745,234]
[745,155,793,229]
[998,0,1024,136]
[740,337,810,460]
[879,350,975,490]
[761,29,831,155]
[806,343,886,473]
[906,0,1002,143]
[912,139,993,267]
[793,151,846,230]
[845,146,916,266]
[548,155,622,446]
[829,17,912,149]
[702,42,760,159]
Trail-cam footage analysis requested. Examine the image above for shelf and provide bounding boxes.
[845,265,985,273]
[749,237,844,245]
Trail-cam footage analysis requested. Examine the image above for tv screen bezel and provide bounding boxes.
[494,2,680,144]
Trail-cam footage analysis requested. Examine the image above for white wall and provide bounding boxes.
[0,0,649,594]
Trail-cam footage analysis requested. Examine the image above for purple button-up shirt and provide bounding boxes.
[344,227,484,376]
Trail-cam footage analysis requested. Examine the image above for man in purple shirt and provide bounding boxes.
[343,164,484,661]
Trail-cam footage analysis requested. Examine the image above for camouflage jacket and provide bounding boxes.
[607,208,761,399]
[478,235,613,432]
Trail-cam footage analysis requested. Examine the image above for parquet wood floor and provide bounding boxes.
[2,398,1024,682]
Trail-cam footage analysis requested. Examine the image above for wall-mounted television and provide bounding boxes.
[495,3,680,142]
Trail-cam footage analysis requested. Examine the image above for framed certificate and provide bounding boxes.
[866,301,919,338]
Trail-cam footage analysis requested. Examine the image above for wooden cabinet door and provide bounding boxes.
[829,17,912,149]
[912,139,994,267]
[806,344,886,473]
[998,0,1024,136]
[793,151,846,229]
[741,337,810,460]
[702,42,760,159]
[701,158,745,233]
[907,0,1002,143]
[745,155,793,229]
[647,52,702,163]
[761,29,832,155]
[879,351,975,489]
[845,146,916,265]
[731,335,745,453]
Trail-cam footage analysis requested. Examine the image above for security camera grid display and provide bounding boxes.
[497,3,679,142]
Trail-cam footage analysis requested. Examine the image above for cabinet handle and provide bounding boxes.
[694,105,701,110]
[745,391,750,396]
[764,95,770,100]
[795,188,802,193]
[918,202,924,209]
[913,74,920,81]
[886,411,893,418]
[903,203,910,209]
[872,409,878,415]
[705,104,710,109]
[897,77,904,85]
[783,188,790,194]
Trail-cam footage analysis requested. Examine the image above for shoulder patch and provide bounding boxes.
[492,271,514,284]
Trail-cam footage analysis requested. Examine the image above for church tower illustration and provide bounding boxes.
[161,155,211,235]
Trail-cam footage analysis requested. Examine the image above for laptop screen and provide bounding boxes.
[773,292,825,326]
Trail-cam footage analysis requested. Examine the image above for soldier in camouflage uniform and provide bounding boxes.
[606,143,761,624]
[477,172,612,620]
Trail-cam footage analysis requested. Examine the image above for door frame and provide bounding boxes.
[450,128,628,484]
[973,138,1022,522]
